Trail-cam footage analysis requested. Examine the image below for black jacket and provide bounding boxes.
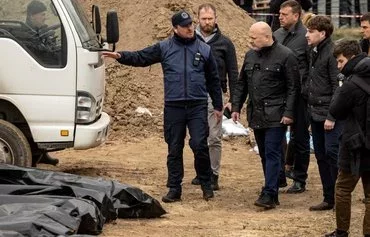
[232,40,299,129]
[360,38,369,54]
[329,55,370,172]
[305,37,339,122]
[274,20,309,88]
[196,25,239,94]
[116,34,222,111]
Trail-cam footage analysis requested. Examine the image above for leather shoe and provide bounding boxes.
[211,174,219,190]
[279,179,288,188]
[191,176,200,185]
[286,181,306,194]
[309,201,334,211]
[39,152,59,166]
[363,197,369,204]
[201,185,214,201]
[257,189,279,205]
[254,193,276,209]
[162,190,181,203]
[324,230,348,237]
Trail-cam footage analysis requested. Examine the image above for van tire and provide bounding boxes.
[0,120,32,166]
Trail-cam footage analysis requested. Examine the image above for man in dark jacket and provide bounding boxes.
[232,21,299,209]
[103,10,223,203]
[360,13,370,55]
[268,0,312,32]
[274,0,310,193]
[25,0,61,66]
[325,40,370,237]
[305,16,342,211]
[190,3,239,190]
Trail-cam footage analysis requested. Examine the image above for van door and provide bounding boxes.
[0,0,77,142]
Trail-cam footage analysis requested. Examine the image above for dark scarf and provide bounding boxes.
[341,53,368,77]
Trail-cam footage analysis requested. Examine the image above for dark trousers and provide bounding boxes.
[164,104,212,192]
[279,139,288,184]
[285,97,311,185]
[254,127,286,196]
[311,119,343,204]
[335,170,370,235]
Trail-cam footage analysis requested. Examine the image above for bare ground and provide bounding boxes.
[40,136,366,237]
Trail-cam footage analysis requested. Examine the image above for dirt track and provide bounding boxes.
[41,136,366,237]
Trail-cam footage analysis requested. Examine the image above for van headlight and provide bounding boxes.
[76,91,97,124]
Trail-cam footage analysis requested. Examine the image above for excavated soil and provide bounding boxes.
[82,0,253,141]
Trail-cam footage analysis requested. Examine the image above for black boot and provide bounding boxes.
[191,176,200,185]
[254,193,276,209]
[287,181,306,194]
[201,185,214,201]
[279,178,287,188]
[162,189,181,203]
[39,152,59,166]
[211,174,219,190]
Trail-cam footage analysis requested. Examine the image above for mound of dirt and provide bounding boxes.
[83,0,255,141]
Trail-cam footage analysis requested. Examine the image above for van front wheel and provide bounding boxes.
[0,120,32,166]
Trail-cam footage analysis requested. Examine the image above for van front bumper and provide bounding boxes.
[74,112,110,149]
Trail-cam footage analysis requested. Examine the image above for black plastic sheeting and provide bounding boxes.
[0,164,166,236]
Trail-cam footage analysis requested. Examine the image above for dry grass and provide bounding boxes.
[333,27,362,41]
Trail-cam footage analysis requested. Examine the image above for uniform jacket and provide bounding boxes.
[329,54,370,172]
[232,40,299,129]
[117,34,222,111]
[305,37,339,122]
[196,25,238,94]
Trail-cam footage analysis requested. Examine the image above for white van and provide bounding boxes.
[0,0,119,166]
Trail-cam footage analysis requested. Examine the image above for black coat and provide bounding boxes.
[329,55,370,172]
[232,40,299,129]
[360,38,369,54]
[196,25,239,95]
[274,20,309,88]
[305,37,340,122]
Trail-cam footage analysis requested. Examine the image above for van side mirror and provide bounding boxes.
[92,5,101,35]
[106,11,119,50]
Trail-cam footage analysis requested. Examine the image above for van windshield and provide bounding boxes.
[62,0,100,49]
